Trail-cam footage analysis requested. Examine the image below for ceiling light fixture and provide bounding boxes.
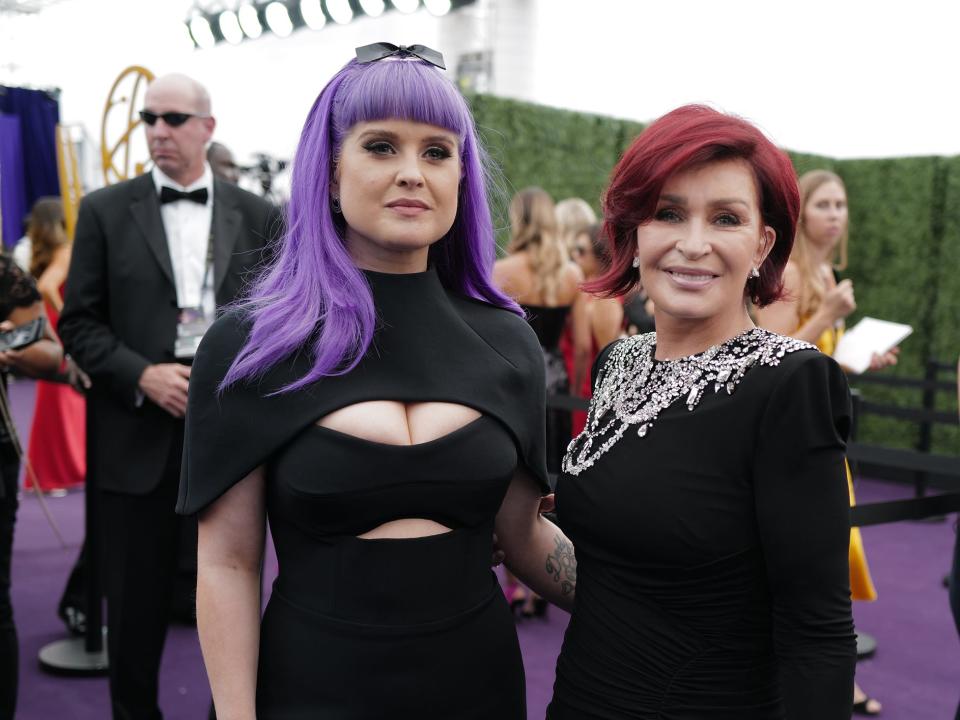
[218,10,244,44]
[325,0,353,24]
[238,3,263,39]
[189,15,216,49]
[299,0,327,29]
[358,0,385,17]
[265,2,294,37]
[423,0,451,16]
[392,0,420,14]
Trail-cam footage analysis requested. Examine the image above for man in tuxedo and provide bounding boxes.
[59,73,280,720]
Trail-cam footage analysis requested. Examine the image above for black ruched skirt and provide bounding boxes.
[255,529,526,719]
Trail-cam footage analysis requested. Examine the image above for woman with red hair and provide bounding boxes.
[548,105,856,719]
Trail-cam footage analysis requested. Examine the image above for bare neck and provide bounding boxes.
[653,306,755,360]
[808,240,835,267]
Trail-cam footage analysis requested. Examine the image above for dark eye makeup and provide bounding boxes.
[363,141,395,154]
[425,145,453,160]
[654,207,683,222]
[654,206,745,226]
[713,212,743,226]
[361,140,454,161]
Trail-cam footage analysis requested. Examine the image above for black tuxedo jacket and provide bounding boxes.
[59,172,282,495]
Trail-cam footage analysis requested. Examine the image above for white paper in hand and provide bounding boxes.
[833,317,912,374]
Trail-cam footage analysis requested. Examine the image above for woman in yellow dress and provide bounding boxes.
[756,169,897,716]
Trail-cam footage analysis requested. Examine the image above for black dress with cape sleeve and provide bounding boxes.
[177,268,549,515]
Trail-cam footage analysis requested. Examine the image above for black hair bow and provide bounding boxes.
[355,42,446,70]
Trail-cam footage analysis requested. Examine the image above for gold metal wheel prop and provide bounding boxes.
[101,65,154,185]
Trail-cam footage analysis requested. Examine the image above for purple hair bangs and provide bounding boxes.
[332,58,471,146]
[221,57,519,393]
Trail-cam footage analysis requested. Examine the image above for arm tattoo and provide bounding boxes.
[545,534,577,596]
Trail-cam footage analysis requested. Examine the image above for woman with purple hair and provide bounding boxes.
[176,44,575,719]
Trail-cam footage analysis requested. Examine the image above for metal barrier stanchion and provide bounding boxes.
[38,400,108,675]
[848,389,878,661]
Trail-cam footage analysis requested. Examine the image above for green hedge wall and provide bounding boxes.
[469,95,959,455]
[469,95,642,244]
[931,158,960,453]
[839,158,943,451]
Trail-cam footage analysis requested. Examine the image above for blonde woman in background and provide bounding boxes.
[555,197,597,259]
[756,169,894,366]
[25,197,86,496]
[756,169,896,717]
[495,187,589,617]
[555,198,601,434]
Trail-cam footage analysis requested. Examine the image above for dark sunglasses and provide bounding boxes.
[139,110,208,127]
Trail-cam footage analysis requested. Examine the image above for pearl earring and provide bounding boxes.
[632,256,640,268]
[750,266,760,279]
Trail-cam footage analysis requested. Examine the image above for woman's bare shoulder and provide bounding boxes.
[557,261,584,302]
[493,253,533,298]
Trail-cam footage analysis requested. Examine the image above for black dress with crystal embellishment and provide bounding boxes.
[177,268,548,719]
[549,331,857,720]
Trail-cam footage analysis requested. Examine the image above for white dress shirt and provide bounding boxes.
[151,165,215,318]
[135,166,215,403]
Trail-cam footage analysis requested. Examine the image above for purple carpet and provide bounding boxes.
[9,379,959,719]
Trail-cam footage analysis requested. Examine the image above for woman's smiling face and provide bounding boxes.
[636,158,774,328]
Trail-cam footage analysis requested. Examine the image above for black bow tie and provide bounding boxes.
[160,186,209,205]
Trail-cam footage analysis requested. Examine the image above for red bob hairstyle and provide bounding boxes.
[588,104,800,308]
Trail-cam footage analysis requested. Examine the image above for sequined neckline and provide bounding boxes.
[562,328,815,476]
[649,327,755,364]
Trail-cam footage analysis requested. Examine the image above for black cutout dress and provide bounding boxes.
[177,268,548,719]
[521,304,572,475]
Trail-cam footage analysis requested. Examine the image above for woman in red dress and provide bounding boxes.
[25,198,85,495]
[569,223,624,435]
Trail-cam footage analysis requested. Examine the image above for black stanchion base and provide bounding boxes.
[856,631,877,660]
[38,629,109,677]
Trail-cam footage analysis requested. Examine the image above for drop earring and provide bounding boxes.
[632,256,641,268]
[750,266,760,279]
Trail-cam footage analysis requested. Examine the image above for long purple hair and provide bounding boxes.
[221,57,520,392]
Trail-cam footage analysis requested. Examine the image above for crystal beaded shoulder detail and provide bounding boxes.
[561,328,815,476]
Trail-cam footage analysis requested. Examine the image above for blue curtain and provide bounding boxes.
[0,115,27,248]
[0,86,61,248]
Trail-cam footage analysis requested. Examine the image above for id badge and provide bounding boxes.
[175,306,213,359]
